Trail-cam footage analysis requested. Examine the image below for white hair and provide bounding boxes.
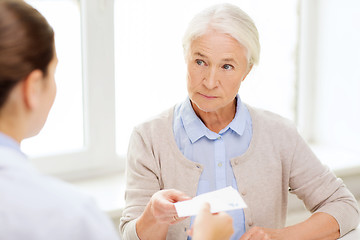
[182,3,260,67]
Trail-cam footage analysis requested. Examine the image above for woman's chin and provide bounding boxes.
[193,102,217,113]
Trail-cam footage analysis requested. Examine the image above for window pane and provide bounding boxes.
[313,0,360,153]
[22,0,84,157]
[114,0,298,155]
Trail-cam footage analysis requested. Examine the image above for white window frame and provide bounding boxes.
[31,0,124,180]
[297,0,318,139]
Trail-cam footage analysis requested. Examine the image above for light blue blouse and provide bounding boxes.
[173,95,252,240]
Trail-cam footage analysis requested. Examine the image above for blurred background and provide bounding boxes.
[22,0,360,231]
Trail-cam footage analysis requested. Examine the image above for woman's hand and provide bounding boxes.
[240,212,340,240]
[189,203,234,240]
[239,226,281,240]
[136,189,190,240]
[149,189,191,224]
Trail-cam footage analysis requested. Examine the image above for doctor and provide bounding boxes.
[0,1,120,239]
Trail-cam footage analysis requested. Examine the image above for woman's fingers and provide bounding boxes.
[168,189,192,202]
[150,189,191,224]
[240,227,274,240]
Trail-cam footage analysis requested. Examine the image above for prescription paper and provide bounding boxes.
[174,186,247,217]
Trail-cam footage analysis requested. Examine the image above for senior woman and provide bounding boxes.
[120,3,359,240]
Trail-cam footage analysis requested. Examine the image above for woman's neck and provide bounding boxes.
[0,123,22,144]
[0,108,25,144]
[191,99,236,134]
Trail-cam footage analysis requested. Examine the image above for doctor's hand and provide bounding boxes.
[189,202,234,240]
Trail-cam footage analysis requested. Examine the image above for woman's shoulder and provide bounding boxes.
[245,104,302,155]
[134,106,175,133]
[129,105,178,156]
[246,104,296,128]
[246,104,299,140]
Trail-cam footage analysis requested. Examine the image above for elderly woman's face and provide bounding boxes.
[186,30,250,113]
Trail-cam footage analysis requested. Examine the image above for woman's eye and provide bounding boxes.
[223,64,234,70]
[196,59,205,66]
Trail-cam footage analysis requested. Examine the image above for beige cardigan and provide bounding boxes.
[120,105,359,240]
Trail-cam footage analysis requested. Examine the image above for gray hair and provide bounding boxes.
[182,3,260,67]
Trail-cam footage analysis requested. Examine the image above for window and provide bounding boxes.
[22,0,83,157]
[297,0,360,171]
[23,0,121,179]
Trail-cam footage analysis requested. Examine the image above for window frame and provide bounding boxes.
[31,0,124,180]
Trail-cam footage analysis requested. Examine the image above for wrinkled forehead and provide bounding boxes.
[187,29,250,62]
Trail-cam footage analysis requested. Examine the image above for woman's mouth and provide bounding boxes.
[199,93,217,99]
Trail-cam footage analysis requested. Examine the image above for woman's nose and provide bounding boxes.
[203,67,218,89]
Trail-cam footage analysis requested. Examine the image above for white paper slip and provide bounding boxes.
[174,186,247,217]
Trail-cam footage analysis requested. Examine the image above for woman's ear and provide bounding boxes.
[23,69,44,110]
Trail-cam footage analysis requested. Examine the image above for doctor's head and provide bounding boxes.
[0,0,57,141]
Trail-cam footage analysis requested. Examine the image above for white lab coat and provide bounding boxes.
[0,146,120,240]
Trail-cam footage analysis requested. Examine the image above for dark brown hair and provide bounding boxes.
[0,0,54,109]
